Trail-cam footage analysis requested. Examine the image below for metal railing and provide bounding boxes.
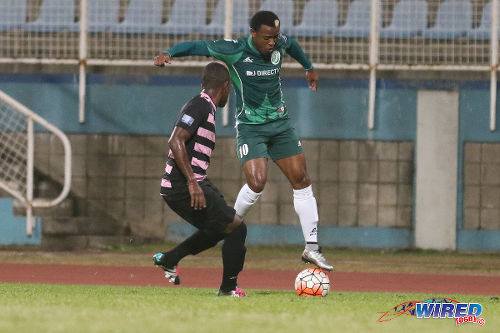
[0,0,498,130]
[0,89,72,236]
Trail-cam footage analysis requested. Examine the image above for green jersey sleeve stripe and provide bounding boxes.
[164,41,210,57]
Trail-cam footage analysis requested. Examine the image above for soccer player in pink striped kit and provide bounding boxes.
[153,62,247,297]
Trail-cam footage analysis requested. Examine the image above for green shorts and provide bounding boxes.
[236,118,303,164]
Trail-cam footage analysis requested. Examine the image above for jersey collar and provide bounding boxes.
[247,35,260,55]
[200,90,217,112]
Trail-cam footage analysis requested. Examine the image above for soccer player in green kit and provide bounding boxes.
[154,11,332,271]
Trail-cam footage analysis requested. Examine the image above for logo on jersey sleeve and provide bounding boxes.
[181,114,195,126]
[271,50,281,65]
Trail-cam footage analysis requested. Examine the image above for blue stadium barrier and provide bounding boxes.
[204,0,249,35]
[421,0,472,39]
[23,0,77,32]
[259,0,294,34]
[157,0,206,35]
[0,0,27,31]
[87,0,120,32]
[0,199,41,245]
[333,0,381,38]
[288,0,338,37]
[380,0,428,38]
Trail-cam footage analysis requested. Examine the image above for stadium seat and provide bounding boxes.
[0,0,27,30]
[24,0,77,32]
[288,0,338,37]
[333,0,381,38]
[87,0,120,32]
[380,0,427,38]
[157,0,206,34]
[467,2,499,40]
[110,0,163,33]
[421,0,472,39]
[204,0,250,35]
[258,0,294,33]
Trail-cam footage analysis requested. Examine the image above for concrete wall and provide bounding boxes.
[29,132,414,249]
[463,143,500,230]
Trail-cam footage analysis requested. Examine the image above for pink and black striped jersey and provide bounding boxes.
[161,91,216,196]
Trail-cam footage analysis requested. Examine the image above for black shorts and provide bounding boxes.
[162,179,236,234]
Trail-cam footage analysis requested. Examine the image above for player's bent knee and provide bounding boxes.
[290,173,311,189]
[223,214,243,234]
[246,178,266,193]
[229,221,247,240]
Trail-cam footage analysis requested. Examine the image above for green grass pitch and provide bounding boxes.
[0,283,498,333]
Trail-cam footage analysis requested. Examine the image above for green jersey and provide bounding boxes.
[164,34,313,124]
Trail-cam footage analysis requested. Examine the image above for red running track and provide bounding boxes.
[0,263,499,295]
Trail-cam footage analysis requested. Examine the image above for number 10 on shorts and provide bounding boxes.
[238,144,249,159]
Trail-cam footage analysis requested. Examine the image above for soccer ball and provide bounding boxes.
[294,267,330,297]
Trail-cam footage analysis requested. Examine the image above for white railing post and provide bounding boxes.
[222,0,234,127]
[26,118,34,235]
[368,0,380,130]
[491,0,499,132]
[79,0,88,123]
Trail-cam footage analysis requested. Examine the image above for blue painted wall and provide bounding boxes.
[0,73,416,140]
[1,73,500,250]
[0,199,41,245]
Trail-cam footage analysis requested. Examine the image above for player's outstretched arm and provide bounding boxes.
[306,69,319,92]
[154,41,212,67]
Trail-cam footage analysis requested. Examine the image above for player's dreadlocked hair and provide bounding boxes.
[250,11,280,31]
[202,62,230,90]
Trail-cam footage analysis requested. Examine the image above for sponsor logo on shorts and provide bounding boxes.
[298,140,302,147]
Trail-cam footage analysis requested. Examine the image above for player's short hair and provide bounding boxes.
[202,62,230,90]
[250,11,280,31]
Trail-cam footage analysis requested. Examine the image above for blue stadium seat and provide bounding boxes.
[0,0,27,30]
[157,0,206,34]
[467,2,499,40]
[258,0,294,33]
[380,0,427,38]
[204,0,250,35]
[24,0,77,32]
[110,0,163,33]
[288,0,338,37]
[421,0,472,39]
[88,0,120,32]
[333,0,381,38]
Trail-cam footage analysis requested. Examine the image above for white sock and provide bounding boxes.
[293,185,319,245]
[234,184,262,217]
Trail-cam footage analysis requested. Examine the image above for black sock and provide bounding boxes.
[164,230,224,267]
[220,222,247,292]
